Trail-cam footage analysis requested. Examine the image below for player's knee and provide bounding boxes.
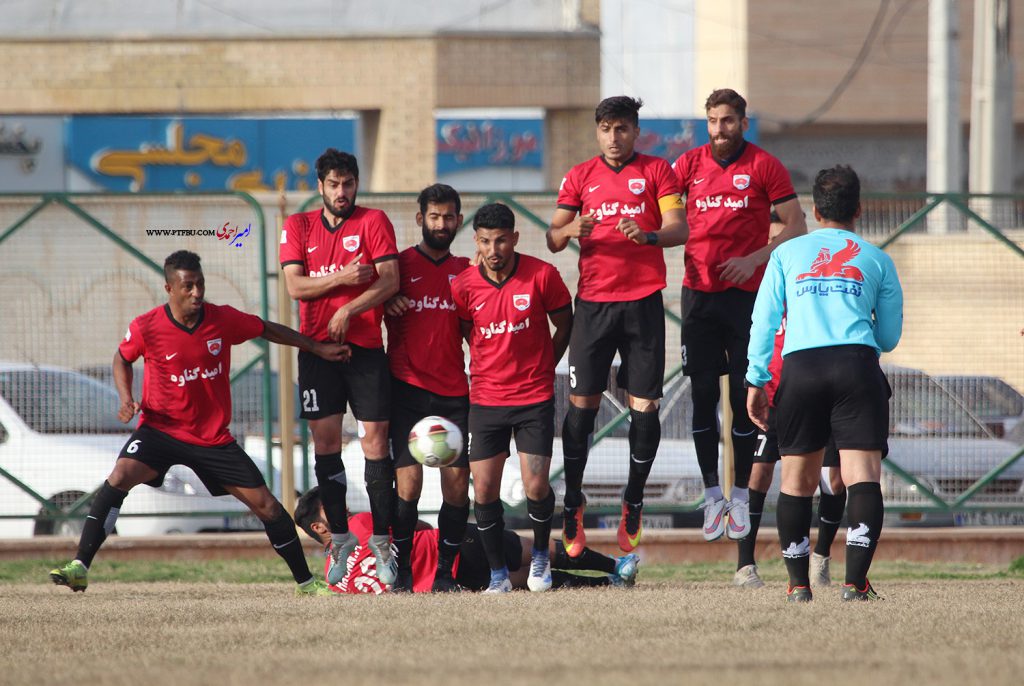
[395,465,423,500]
[690,373,720,417]
[440,469,470,505]
[252,495,284,522]
[562,405,598,456]
[629,408,661,454]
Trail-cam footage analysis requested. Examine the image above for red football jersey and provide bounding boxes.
[279,207,399,348]
[764,313,786,407]
[385,247,471,397]
[118,303,264,446]
[556,153,680,302]
[451,254,572,406]
[325,512,446,594]
[673,142,796,293]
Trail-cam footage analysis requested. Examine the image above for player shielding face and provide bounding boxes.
[50,250,349,596]
[671,88,807,545]
[452,203,573,593]
[546,95,687,558]
[279,148,401,587]
[746,165,903,602]
[384,183,472,592]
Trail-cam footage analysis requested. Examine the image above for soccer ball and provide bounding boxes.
[407,415,463,468]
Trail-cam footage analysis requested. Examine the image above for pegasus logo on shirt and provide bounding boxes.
[795,239,865,298]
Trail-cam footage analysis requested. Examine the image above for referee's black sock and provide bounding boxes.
[777,492,813,588]
[844,482,884,588]
[815,489,847,557]
[624,408,660,504]
[553,540,616,575]
[76,481,128,568]
[392,496,419,571]
[561,405,598,509]
[264,509,313,584]
[473,499,507,571]
[436,501,469,573]
[527,488,555,553]
[551,570,610,588]
[736,488,767,569]
[690,373,722,487]
[313,453,349,534]
[364,458,396,537]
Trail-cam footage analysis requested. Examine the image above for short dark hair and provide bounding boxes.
[473,202,515,231]
[595,96,644,127]
[293,487,323,543]
[163,250,201,283]
[813,165,861,225]
[418,183,461,215]
[705,89,747,119]
[316,148,359,182]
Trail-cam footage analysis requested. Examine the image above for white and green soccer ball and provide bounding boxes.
[407,415,463,468]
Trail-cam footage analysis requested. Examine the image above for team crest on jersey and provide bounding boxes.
[207,338,223,356]
[732,174,751,190]
[343,236,361,252]
[512,294,531,311]
[628,178,646,195]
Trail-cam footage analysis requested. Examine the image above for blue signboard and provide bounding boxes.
[636,118,759,162]
[436,119,542,175]
[66,117,357,192]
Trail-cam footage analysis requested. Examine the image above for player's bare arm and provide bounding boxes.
[260,319,351,362]
[746,385,769,432]
[281,257,374,301]
[327,258,400,343]
[548,307,573,365]
[619,203,688,247]
[546,207,595,253]
[112,351,140,423]
[718,198,807,284]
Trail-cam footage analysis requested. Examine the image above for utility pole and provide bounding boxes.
[927,0,962,233]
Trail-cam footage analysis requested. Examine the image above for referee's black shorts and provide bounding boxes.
[774,345,891,456]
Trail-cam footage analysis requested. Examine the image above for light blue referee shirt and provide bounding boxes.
[745,228,903,388]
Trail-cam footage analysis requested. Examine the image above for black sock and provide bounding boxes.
[527,488,555,552]
[551,570,610,588]
[562,405,598,508]
[473,500,506,571]
[436,501,469,573]
[264,509,313,584]
[314,453,349,534]
[364,458,395,537]
[815,490,847,556]
[76,481,128,567]
[624,409,660,504]
[553,540,617,574]
[728,373,756,489]
[844,482,884,587]
[777,492,813,587]
[392,497,418,570]
[736,488,767,569]
[690,374,721,488]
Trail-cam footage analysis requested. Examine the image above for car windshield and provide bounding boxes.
[936,376,1024,420]
[889,369,989,438]
[0,369,128,434]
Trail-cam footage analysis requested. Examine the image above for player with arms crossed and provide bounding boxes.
[746,165,902,602]
[50,250,348,596]
[384,183,472,592]
[547,96,687,556]
[452,203,573,593]
[672,88,807,543]
[279,148,401,585]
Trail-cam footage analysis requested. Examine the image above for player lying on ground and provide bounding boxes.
[50,250,348,597]
[294,487,639,592]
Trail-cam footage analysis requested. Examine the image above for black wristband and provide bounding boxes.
[645,231,659,246]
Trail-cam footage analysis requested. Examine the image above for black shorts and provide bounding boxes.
[390,378,469,469]
[681,287,756,377]
[754,407,781,464]
[118,425,265,497]
[453,524,524,590]
[298,344,390,421]
[775,345,891,455]
[821,436,889,468]
[468,399,555,461]
[568,291,665,399]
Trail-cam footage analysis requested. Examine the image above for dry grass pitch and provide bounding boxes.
[4,573,1023,686]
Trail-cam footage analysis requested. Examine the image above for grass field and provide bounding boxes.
[4,557,1024,686]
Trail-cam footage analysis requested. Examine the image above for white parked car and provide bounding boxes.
[0,362,267,538]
